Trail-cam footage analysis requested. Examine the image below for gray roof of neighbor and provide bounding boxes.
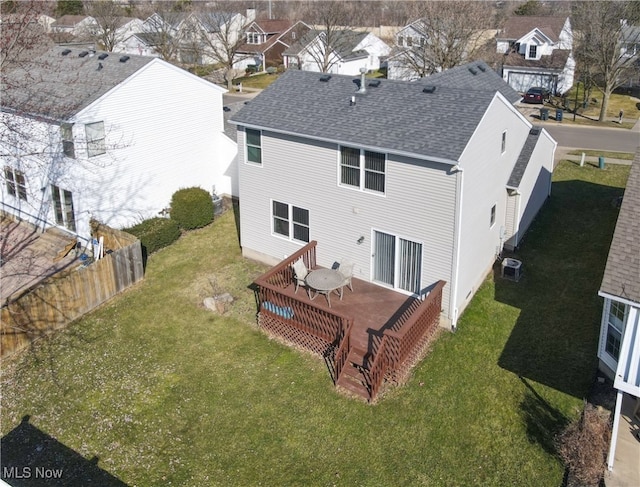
[507,127,541,188]
[415,60,521,104]
[1,46,154,121]
[231,65,501,161]
[600,149,640,304]
[283,29,369,59]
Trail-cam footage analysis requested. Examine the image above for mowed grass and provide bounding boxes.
[0,162,629,486]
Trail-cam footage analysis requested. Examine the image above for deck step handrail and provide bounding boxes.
[381,280,445,373]
[334,321,353,382]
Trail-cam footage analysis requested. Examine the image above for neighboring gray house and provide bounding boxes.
[497,16,575,95]
[230,61,556,327]
[597,150,640,475]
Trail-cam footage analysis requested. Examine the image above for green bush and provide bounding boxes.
[170,187,214,230]
[123,217,181,255]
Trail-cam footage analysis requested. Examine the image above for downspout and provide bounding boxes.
[450,165,464,331]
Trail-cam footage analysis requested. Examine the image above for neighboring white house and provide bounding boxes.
[50,15,97,37]
[282,29,390,75]
[114,32,163,57]
[1,46,237,240]
[497,16,575,95]
[230,62,556,328]
[597,149,640,476]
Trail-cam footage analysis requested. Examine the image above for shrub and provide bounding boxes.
[170,187,214,230]
[123,217,180,255]
[556,402,611,486]
[266,66,277,75]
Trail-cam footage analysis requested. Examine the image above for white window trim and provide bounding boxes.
[271,200,310,244]
[4,166,27,201]
[337,145,387,196]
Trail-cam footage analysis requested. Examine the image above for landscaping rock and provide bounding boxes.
[203,293,234,314]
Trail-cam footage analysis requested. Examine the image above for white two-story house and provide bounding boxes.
[1,46,237,240]
[497,16,575,95]
[230,61,556,328]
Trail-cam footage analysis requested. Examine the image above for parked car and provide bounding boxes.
[523,87,551,104]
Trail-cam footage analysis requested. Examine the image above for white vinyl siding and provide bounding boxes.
[238,130,456,317]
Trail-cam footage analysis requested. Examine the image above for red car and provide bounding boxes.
[523,87,551,104]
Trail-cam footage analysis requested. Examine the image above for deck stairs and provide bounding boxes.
[336,347,371,400]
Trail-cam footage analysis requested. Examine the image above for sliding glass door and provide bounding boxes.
[373,230,422,294]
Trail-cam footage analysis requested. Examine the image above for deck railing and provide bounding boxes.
[362,280,446,400]
[254,241,352,355]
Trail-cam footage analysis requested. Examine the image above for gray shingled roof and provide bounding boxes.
[230,69,498,162]
[600,150,640,304]
[1,46,154,121]
[416,60,521,104]
[498,16,567,42]
[507,127,541,188]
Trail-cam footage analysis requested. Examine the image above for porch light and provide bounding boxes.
[357,236,365,245]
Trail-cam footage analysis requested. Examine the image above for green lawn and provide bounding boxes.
[0,161,629,486]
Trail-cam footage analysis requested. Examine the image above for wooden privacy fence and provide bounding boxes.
[1,221,144,357]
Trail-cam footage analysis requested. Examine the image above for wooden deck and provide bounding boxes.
[253,241,445,402]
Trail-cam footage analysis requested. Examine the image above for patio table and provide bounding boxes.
[305,269,344,307]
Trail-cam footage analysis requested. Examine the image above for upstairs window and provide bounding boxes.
[605,301,626,360]
[340,146,386,194]
[397,35,404,47]
[246,128,262,165]
[61,123,75,158]
[528,45,537,59]
[85,121,106,157]
[4,166,27,201]
[501,130,507,154]
[490,204,496,227]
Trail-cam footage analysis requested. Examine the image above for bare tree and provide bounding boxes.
[187,1,253,89]
[298,0,368,73]
[572,1,640,121]
[1,0,54,71]
[393,1,494,78]
[141,5,188,63]
[83,0,128,52]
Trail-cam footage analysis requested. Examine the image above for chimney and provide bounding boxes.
[246,8,256,23]
[358,67,367,94]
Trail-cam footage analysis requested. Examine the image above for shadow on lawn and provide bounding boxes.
[495,178,625,399]
[0,416,128,487]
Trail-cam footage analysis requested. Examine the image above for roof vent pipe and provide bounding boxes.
[358,67,367,94]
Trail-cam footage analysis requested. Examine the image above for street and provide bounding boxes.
[543,123,640,153]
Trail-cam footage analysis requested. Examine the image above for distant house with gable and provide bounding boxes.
[497,16,575,95]
[282,29,390,75]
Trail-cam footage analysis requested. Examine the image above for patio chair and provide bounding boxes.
[291,259,309,294]
[338,259,354,292]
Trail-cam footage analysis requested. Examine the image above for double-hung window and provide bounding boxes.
[340,146,386,194]
[85,121,106,157]
[605,300,626,360]
[61,123,75,158]
[4,166,27,201]
[272,200,309,243]
[246,128,262,165]
[528,45,537,59]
